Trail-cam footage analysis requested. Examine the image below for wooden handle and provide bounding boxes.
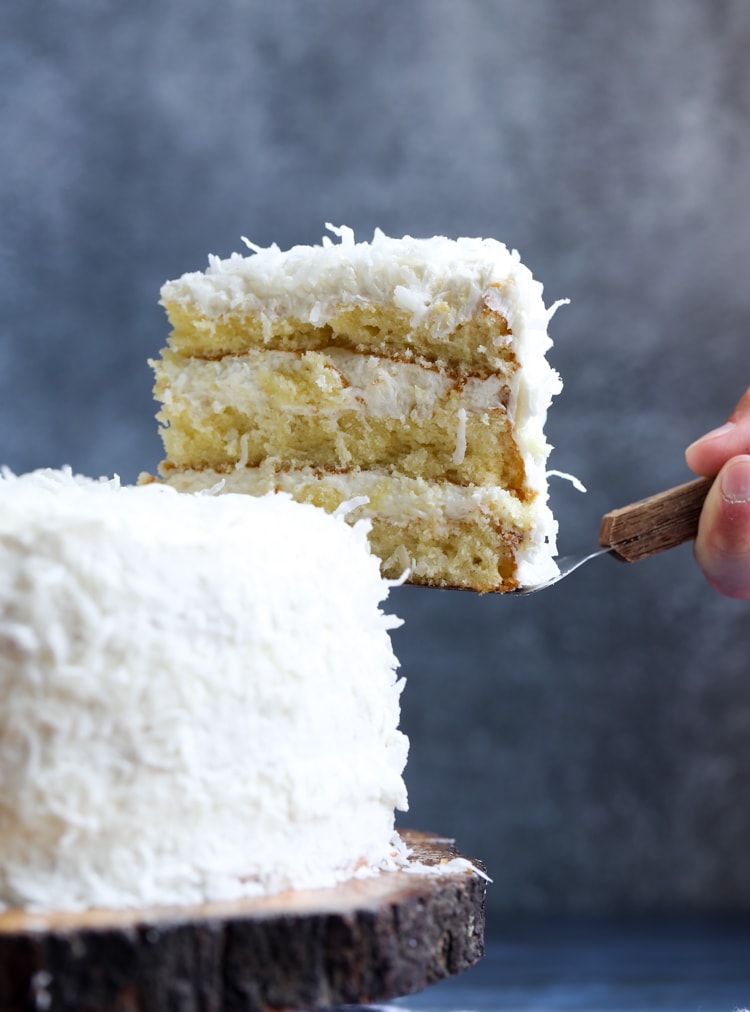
[599,476,713,563]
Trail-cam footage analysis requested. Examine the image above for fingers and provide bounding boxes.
[693,455,750,599]
[686,386,750,476]
[686,387,750,597]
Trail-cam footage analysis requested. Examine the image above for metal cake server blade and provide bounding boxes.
[513,475,713,595]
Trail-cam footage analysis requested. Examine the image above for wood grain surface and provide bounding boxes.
[599,476,712,562]
[0,831,486,1012]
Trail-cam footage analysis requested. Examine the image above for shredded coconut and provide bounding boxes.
[547,469,587,493]
[235,431,251,470]
[451,407,467,466]
[0,469,408,911]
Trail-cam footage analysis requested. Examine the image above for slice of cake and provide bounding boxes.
[152,226,564,592]
[0,467,408,911]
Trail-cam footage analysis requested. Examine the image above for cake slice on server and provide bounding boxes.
[150,225,565,592]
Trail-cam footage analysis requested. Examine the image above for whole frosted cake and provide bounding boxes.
[152,226,564,593]
[0,468,408,911]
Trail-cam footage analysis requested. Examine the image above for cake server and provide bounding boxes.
[514,475,713,595]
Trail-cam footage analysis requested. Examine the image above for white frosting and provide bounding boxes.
[0,468,408,911]
[325,349,507,419]
[156,348,508,421]
[160,226,565,587]
[165,464,525,523]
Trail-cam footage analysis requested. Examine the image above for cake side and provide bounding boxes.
[0,467,408,911]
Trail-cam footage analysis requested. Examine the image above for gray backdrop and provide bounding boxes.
[3,0,749,924]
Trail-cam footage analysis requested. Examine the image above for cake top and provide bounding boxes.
[160,224,558,342]
[0,467,403,678]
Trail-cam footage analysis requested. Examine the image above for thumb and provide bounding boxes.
[694,455,750,599]
[686,385,750,477]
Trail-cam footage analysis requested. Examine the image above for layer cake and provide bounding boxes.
[152,226,565,592]
[0,468,408,911]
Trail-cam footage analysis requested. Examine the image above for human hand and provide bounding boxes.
[685,386,750,599]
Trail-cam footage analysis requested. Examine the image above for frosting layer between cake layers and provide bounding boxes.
[0,467,408,911]
[154,226,564,592]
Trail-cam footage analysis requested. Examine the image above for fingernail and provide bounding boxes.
[687,421,736,453]
[721,458,750,504]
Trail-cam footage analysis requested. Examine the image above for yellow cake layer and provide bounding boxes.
[162,300,515,378]
[153,349,526,490]
[147,465,548,592]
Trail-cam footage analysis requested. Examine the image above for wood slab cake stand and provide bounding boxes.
[0,831,486,1012]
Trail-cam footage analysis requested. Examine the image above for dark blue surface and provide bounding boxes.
[340,917,750,1011]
